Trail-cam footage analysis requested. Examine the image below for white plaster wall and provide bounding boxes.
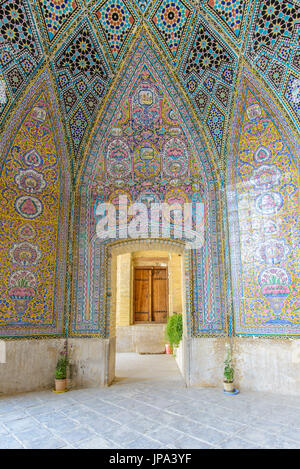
[116,326,135,352]
[234,337,300,395]
[107,336,116,385]
[116,324,166,353]
[183,336,300,395]
[0,338,115,395]
[0,338,65,395]
[1,336,299,396]
[69,338,115,388]
[174,340,184,376]
[183,337,226,387]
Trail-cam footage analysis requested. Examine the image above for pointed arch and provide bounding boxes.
[227,66,300,336]
[78,34,221,183]
[0,69,71,338]
[71,36,227,338]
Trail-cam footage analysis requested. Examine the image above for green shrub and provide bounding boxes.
[165,313,183,349]
[224,347,234,383]
[55,354,69,379]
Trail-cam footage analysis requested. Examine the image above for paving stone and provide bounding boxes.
[87,418,121,435]
[126,436,163,449]
[102,425,142,445]
[0,435,24,449]
[0,425,8,435]
[175,435,215,449]
[4,416,38,433]
[171,415,205,431]
[166,402,198,416]
[35,412,78,433]
[265,438,298,449]
[0,402,19,414]
[184,422,230,445]
[109,410,140,425]
[127,416,166,433]
[145,425,183,445]
[0,410,30,422]
[78,437,112,449]
[277,427,300,444]
[27,437,66,449]
[96,404,127,417]
[151,412,184,427]
[67,409,101,424]
[249,417,286,434]
[12,427,53,444]
[219,437,264,449]
[236,427,289,448]
[62,427,96,444]
[198,416,246,434]
[25,404,57,416]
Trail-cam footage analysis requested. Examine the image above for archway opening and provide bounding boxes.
[108,240,189,385]
[71,43,225,391]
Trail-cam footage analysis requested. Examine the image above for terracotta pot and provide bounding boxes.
[165,344,173,354]
[224,381,235,393]
[55,378,66,392]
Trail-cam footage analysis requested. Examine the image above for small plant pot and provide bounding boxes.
[165,344,173,354]
[223,381,235,393]
[55,378,67,392]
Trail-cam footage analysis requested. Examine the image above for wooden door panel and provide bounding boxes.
[134,267,168,323]
[152,269,168,323]
[134,269,150,322]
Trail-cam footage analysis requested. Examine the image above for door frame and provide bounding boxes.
[133,266,169,324]
[104,238,190,386]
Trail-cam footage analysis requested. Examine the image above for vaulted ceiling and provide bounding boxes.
[1,0,300,178]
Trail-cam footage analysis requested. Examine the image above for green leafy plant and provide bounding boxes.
[55,344,70,380]
[224,346,234,383]
[165,313,183,349]
[55,355,69,379]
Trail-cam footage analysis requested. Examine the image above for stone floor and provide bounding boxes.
[0,353,300,449]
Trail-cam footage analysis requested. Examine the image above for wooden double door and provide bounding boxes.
[133,267,168,323]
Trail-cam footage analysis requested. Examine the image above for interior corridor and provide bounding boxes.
[114,353,184,385]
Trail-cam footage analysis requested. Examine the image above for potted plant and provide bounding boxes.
[54,349,69,392]
[223,344,235,393]
[165,313,183,355]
